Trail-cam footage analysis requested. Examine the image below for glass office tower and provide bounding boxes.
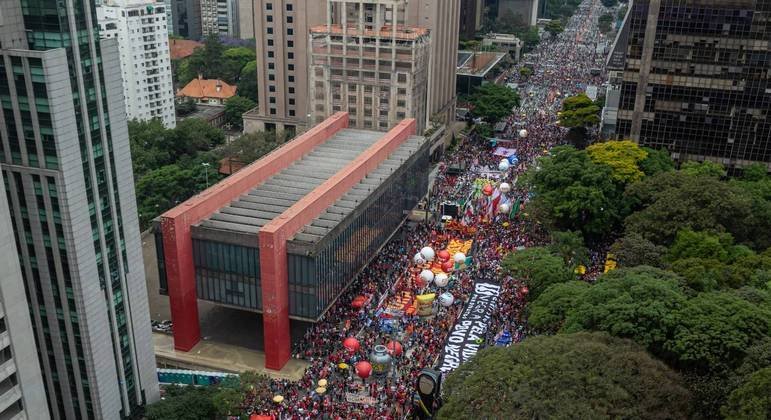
[0,0,159,418]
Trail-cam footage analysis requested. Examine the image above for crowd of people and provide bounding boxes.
[239,1,610,418]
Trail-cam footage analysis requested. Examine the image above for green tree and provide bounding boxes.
[211,386,243,417]
[187,34,226,81]
[221,47,256,83]
[598,13,614,33]
[610,232,666,268]
[474,123,494,139]
[469,83,520,123]
[500,247,573,301]
[670,257,725,293]
[639,147,674,176]
[544,19,564,37]
[527,281,590,333]
[624,171,754,246]
[176,97,198,117]
[224,95,256,129]
[666,292,771,372]
[145,385,217,420]
[525,146,626,239]
[562,266,686,351]
[438,333,691,419]
[518,66,533,78]
[666,229,733,264]
[741,163,768,182]
[586,140,648,183]
[681,160,725,178]
[220,130,284,164]
[172,118,226,153]
[558,94,601,128]
[236,60,258,102]
[548,230,588,267]
[721,367,771,420]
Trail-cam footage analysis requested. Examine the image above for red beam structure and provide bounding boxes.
[160,113,349,352]
[259,119,417,369]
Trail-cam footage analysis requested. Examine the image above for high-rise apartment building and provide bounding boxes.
[0,171,49,420]
[309,1,431,133]
[98,0,177,128]
[164,0,175,34]
[244,0,459,135]
[603,0,771,169]
[497,0,539,26]
[201,0,238,37]
[460,0,484,39]
[0,0,160,417]
[174,0,203,39]
[238,0,256,39]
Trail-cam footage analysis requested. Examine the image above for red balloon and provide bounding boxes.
[386,340,404,357]
[441,260,453,272]
[483,184,493,196]
[437,250,451,262]
[355,361,372,379]
[521,286,529,295]
[343,337,360,353]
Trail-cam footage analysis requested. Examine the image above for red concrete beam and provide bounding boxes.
[259,118,417,370]
[160,113,349,351]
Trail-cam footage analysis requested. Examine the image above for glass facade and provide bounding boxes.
[613,1,771,166]
[191,143,429,320]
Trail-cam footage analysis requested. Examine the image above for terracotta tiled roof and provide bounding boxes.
[177,78,237,100]
[170,39,203,60]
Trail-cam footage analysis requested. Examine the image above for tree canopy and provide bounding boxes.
[501,247,573,301]
[469,83,520,123]
[224,95,256,129]
[558,94,600,128]
[586,140,648,183]
[610,232,666,268]
[721,367,771,420]
[438,332,692,420]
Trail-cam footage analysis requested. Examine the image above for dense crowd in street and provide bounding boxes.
[241,0,609,418]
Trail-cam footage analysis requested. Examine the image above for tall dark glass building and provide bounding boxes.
[602,0,771,169]
[0,0,159,418]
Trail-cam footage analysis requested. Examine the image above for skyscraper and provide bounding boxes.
[603,0,771,169]
[243,0,460,135]
[0,0,159,417]
[97,0,177,128]
[0,171,49,420]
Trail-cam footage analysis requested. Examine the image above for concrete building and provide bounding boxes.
[201,0,238,37]
[0,173,49,420]
[244,0,459,136]
[174,0,202,39]
[309,0,431,133]
[164,0,175,34]
[498,0,539,27]
[97,0,177,128]
[238,0,256,39]
[460,0,484,38]
[482,32,523,61]
[603,0,771,170]
[156,113,429,370]
[0,0,160,417]
[456,50,508,95]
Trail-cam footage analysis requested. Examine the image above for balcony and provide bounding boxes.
[0,385,20,415]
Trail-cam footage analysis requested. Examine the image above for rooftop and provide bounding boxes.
[457,50,507,77]
[177,77,236,100]
[170,39,203,60]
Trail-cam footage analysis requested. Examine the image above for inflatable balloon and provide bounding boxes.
[482,184,493,196]
[386,340,404,357]
[419,269,435,283]
[453,252,466,263]
[434,273,449,287]
[519,129,528,138]
[498,159,510,171]
[420,246,436,261]
[355,361,372,379]
[413,253,426,265]
[439,292,455,307]
[441,260,453,272]
[498,203,510,214]
[508,155,518,165]
[499,182,511,193]
[343,337,360,353]
[437,250,451,262]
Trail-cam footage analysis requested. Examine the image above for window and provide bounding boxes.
[269,97,276,104]
[269,74,275,81]
[288,87,295,94]
[287,16,293,23]
[288,64,294,71]
[289,110,295,116]
[287,40,294,47]
[267,27,273,34]
[270,108,276,115]
[268,63,275,70]
[268,51,274,58]
[269,85,276,92]
[288,75,295,82]
[288,98,295,105]
[287,28,293,36]
[266,3,272,10]
[266,15,273,22]
[268,39,273,46]
[286,4,292,11]
[287,52,294,59]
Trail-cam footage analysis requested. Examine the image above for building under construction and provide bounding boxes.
[309,0,430,133]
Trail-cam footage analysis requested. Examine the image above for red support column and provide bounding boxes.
[161,217,200,350]
[259,119,417,370]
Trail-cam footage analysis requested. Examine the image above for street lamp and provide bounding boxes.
[201,162,211,188]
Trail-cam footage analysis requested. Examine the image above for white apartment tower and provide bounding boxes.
[309,0,430,133]
[98,0,177,128]
[201,0,238,37]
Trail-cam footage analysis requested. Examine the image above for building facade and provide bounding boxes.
[309,0,431,133]
[460,0,484,39]
[157,113,429,370]
[0,0,160,418]
[201,0,238,37]
[497,0,539,26]
[164,0,175,34]
[244,0,459,135]
[603,0,771,169]
[174,0,202,39]
[97,0,177,128]
[0,172,49,420]
[237,0,256,39]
